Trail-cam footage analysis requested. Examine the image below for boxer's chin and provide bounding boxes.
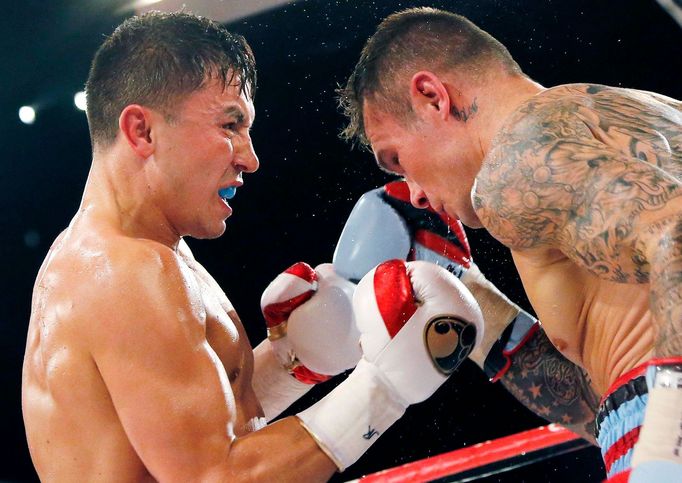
[457,209,484,229]
[440,202,478,229]
[191,221,227,240]
[211,222,228,239]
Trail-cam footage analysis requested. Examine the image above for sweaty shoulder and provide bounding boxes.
[70,235,206,352]
[473,86,596,250]
[474,83,682,251]
[108,236,202,313]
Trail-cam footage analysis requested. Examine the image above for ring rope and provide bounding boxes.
[346,424,591,482]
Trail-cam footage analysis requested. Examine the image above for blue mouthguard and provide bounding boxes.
[219,186,237,200]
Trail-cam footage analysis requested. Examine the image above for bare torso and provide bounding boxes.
[476,84,682,394]
[511,245,653,393]
[22,216,263,481]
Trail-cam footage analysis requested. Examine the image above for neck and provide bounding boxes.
[80,145,181,250]
[471,74,544,158]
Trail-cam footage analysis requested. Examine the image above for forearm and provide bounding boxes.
[499,327,599,443]
[224,417,337,482]
[462,264,520,368]
[462,265,599,442]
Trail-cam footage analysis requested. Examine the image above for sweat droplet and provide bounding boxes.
[219,186,237,199]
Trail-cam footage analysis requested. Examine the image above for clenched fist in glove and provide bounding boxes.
[297,260,484,470]
[333,180,471,282]
[333,180,540,383]
[252,262,361,421]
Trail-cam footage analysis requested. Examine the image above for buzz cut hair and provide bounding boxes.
[338,7,521,150]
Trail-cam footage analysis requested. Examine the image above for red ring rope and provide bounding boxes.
[348,424,586,483]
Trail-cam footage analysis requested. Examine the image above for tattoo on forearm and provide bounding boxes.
[501,328,599,439]
[649,218,682,355]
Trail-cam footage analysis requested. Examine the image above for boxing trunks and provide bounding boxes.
[595,363,649,479]
[596,357,682,482]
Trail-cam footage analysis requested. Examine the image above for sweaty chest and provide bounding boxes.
[512,249,652,374]
[512,249,587,359]
[193,277,253,392]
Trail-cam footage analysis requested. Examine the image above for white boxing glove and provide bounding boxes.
[355,259,483,400]
[252,262,361,421]
[297,260,484,470]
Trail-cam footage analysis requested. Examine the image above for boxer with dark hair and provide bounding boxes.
[22,11,485,481]
[339,7,682,481]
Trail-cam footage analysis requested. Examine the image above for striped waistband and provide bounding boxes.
[595,375,647,439]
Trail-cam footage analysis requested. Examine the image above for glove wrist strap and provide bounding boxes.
[251,340,313,422]
[297,358,408,471]
[483,311,539,382]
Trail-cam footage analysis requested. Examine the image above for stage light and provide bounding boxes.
[19,106,36,125]
[74,91,87,111]
[127,0,163,11]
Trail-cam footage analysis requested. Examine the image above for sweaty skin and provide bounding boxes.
[22,80,336,482]
[474,84,682,394]
[23,229,255,480]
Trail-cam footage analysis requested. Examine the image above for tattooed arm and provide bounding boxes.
[499,328,599,443]
[474,87,682,357]
[463,265,599,443]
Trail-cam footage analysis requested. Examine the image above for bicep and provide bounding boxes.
[92,270,236,481]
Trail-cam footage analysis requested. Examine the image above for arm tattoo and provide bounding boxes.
[474,84,682,356]
[501,327,600,442]
[649,218,682,355]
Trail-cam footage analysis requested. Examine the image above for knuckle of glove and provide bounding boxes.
[275,263,361,376]
[260,262,318,328]
[353,259,484,404]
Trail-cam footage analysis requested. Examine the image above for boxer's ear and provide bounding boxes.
[118,104,155,158]
[409,71,451,122]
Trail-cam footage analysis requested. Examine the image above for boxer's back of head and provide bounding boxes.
[85,11,256,149]
[339,7,521,149]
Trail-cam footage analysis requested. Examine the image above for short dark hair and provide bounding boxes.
[85,11,257,147]
[338,7,521,150]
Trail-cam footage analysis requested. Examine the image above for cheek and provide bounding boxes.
[205,136,235,170]
[191,136,231,169]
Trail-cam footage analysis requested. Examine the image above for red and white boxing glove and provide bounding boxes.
[333,180,539,383]
[333,180,471,282]
[297,260,484,470]
[252,262,361,421]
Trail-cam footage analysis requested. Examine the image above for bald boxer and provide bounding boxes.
[22,12,485,482]
[338,7,682,482]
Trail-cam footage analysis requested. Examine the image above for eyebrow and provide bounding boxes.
[375,151,394,175]
[222,105,254,127]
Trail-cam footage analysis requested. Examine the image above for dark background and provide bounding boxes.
[1,1,680,481]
